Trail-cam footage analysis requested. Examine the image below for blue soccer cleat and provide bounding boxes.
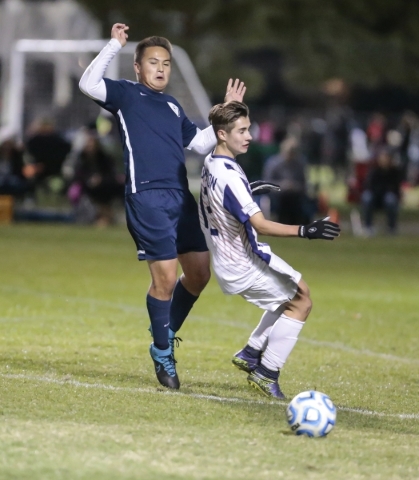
[232,346,261,373]
[149,343,180,389]
[149,326,183,361]
[168,328,183,362]
[247,368,285,399]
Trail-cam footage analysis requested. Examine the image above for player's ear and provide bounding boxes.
[134,62,141,75]
[218,129,227,142]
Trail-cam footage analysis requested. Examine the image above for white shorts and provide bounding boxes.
[239,256,302,312]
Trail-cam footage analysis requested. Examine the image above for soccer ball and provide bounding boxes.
[286,390,337,437]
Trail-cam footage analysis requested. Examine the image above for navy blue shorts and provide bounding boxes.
[125,188,208,261]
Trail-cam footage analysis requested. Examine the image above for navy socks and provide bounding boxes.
[169,280,198,333]
[243,345,261,358]
[146,294,171,350]
[256,363,279,380]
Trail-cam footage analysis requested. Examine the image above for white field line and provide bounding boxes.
[299,338,419,365]
[2,284,419,365]
[1,373,419,420]
[0,285,147,314]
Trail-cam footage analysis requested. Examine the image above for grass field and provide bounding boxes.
[1,223,419,479]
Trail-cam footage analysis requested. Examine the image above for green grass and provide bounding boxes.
[1,224,419,479]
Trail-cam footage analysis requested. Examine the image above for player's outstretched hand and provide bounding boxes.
[250,180,281,195]
[298,216,341,240]
[225,78,247,103]
[111,23,129,47]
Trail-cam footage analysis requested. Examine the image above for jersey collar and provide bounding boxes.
[138,83,165,96]
[211,154,237,163]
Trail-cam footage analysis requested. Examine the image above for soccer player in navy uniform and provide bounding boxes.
[79,23,246,389]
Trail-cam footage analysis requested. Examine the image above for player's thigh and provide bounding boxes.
[240,268,300,313]
[125,189,181,261]
[176,190,208,256]
[177,250,210,294]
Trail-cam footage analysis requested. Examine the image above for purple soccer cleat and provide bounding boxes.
[247,368,286,399]
[232,345,261,373]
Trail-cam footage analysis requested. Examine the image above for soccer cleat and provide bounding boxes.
[149,326,183,360]
[232,346,261,373]
[247,369,285,399]
[168,328,183,361]
[149,343,180,389]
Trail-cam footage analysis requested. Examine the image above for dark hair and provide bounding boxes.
[208,101,249,135]
[134,36,172,64]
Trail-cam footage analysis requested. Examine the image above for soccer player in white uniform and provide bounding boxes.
[199,101,340,398]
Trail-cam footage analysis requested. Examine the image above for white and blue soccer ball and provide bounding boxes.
[286,390,337,437]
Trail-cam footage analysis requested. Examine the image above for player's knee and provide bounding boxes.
[200,266,211,285]
[192,265,211,291]
[301,293,312,319]
[151,273,178,298]
[298,281,312,319]
[181,252,211,293]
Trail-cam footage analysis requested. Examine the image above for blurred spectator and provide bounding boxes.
[397,111,416,182]
[301,117,327,186]
[303,118,326,167]
[24,117,71,195]
[70,131,124,226]
[325,107,350,182]
[0,135,31,197]
[366,112,387,154]
[347,125,371,204]
[361,147,403,235]
[401,112,419,186]
[263,137,309,224]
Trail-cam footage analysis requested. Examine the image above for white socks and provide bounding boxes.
[261,314,305,371]
[247,310,280,351]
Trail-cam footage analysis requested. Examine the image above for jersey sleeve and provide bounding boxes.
[94,78,126,113]
[186,125,217,155]
[223,176,261,223]
[180,107,198,147]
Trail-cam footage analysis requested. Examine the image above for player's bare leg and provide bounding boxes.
[170,250,210,332]
[147,258,180,389]
[282,279,312,322]
[147,258,178,301]
[177,250,211,296]
[164,251,210,371]
[146,253,210,389]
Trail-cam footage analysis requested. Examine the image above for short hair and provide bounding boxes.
[134,36,172,64]
[208,101,249,135]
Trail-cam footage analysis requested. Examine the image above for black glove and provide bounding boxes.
[250,180,281,195]
[298,217,341,240]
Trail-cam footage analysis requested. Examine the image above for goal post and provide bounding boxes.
[3,39,212,140]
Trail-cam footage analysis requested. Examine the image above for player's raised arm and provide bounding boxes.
[187,79,246,155]
[111,23,129,47]
[186,125,217,155]
[79,23,128,102]
[224,78,247,103]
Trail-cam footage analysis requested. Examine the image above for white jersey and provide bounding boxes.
[199,153,299,295]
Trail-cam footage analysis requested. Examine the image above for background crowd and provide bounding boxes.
[0,117,124,226]
[1,106,418,232]
[236,107,418,235]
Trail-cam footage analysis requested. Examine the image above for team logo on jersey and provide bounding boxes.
[167,102,180,117]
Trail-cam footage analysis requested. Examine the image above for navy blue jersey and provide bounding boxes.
[95,79,198,195]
